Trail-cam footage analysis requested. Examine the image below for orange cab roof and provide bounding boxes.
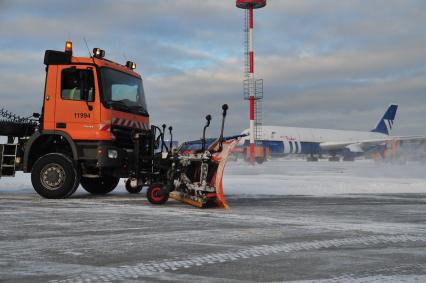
[71,56,141,78]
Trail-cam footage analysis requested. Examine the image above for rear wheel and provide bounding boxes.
[125,179,143,194]
[147,183,169,205]
[81,175,119,195]
[31,153,80,199]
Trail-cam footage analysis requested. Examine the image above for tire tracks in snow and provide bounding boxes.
[50,234,426,283]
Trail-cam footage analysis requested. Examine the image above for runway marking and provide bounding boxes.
[50,234,426,283]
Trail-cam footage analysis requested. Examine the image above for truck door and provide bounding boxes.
[54,66,100,140]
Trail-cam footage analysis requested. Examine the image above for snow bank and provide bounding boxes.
[1,159,425,197]
[223,159,426,196]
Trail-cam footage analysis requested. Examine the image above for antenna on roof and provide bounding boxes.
[83,37,92,58]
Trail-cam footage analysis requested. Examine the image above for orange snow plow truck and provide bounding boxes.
[0,42,243,208]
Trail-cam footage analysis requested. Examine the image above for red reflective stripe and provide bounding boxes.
[249,52,254,73]
[249,7,253,28]
[250,98,255,120]
[110,117,149,130]
[100,124,110,131]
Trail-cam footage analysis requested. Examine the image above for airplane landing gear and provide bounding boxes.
[307,155,319,162]
[328,156,340,162]
[343,156,355,162]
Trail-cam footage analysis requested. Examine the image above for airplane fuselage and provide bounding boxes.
[240,126,387,155]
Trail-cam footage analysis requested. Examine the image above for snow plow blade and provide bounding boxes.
[169,138,240,209]
[144,104,245,209]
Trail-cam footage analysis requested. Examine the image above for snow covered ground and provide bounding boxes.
[1,159,426,282]
[224,159,426,196]
[2,158,426,197]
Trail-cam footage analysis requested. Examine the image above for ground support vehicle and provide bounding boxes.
[232,142,270,164]
[0,42,241,208]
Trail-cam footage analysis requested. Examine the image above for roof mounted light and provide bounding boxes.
[126,61,136,70]
[93,48,105,58]
[65,41,73,55]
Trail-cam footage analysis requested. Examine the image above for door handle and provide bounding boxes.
[56,123,67,129]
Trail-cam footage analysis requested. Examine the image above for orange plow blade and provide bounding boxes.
[212,139,240,209]
[169,138,240,209]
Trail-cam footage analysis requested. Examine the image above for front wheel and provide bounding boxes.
[147,184,169,205]
[31,153,80,199]
[81,175,120,195]
[125,179,143,194]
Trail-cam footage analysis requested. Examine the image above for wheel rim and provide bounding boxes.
[150,187,164,202]
[40,163,66,191]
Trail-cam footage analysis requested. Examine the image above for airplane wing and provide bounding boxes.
[320,136,426,152]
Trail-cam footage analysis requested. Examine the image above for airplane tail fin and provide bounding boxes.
[371,104,398,135]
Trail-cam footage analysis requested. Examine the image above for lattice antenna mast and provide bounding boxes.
[236,0,266,163]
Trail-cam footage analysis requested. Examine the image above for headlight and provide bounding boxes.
[108,149,118,159]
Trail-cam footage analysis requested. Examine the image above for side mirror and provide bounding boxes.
[79,70,94,111]
[32,113,41,118]
[80,71,89,101]
[79,70,94,102]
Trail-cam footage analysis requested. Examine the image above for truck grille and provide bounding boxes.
[111,126,134,148]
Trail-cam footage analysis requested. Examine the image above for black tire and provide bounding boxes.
[125,179,143,194]
[81,175,120,195]
[31,153,80,199]
[329,156,340,162]
[0,121,36,137]
[307,156,319,162]
[147,183,169,205]
[256,157,265,164]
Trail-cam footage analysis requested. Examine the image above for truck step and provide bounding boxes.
[0,144,18,177]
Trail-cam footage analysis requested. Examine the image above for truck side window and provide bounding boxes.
[61,68,95,102]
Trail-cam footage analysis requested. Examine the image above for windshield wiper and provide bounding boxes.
[129,105,149,116]
[107,100,131,111]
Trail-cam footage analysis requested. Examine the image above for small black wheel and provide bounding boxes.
[125,179,143,194]
[31,153,80,199]
[81,175,119,195]
[147,183,169,205]
[255,157,265,164]
[329,156,340,162]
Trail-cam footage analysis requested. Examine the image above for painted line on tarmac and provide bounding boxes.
[50,234,426,283]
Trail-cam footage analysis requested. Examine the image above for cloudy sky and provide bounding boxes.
[0,0,425,141]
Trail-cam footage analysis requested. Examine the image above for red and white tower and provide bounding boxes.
[236,0,266,163]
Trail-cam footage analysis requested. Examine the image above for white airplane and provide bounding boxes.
[240,105,426,161]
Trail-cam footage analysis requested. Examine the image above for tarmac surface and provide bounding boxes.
[1,190,426,282]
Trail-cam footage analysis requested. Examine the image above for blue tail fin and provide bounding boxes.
[371,104,398,135]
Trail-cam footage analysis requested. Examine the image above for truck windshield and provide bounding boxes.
[101,68,148,116]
